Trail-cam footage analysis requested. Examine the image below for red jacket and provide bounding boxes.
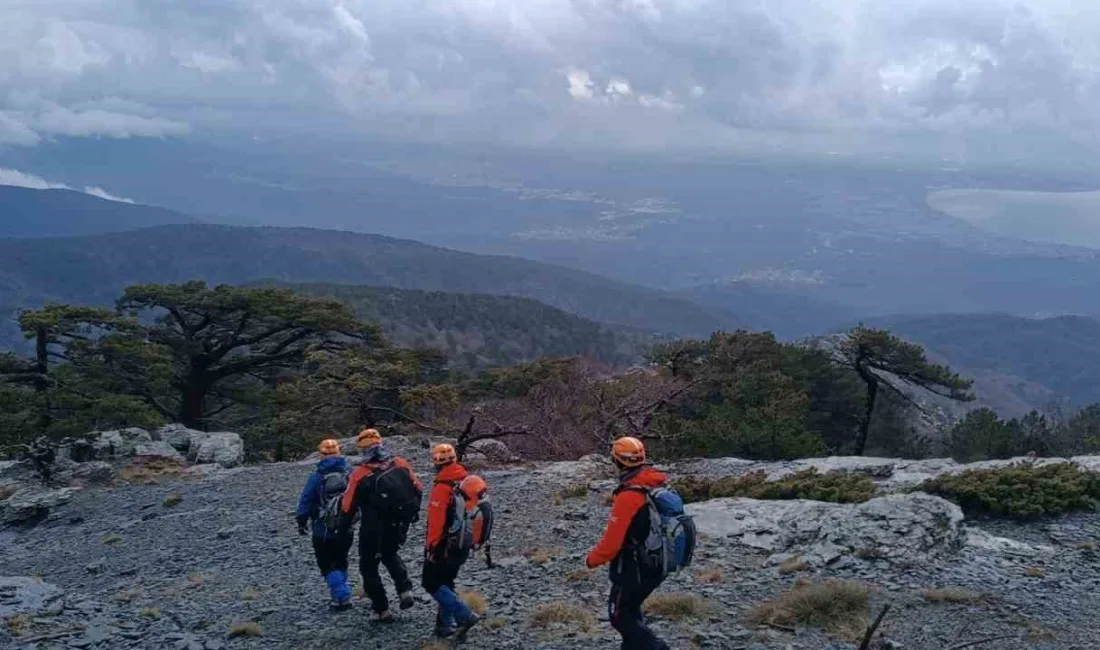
[425,463,468,553]
[586,467,668,569]
[339,456,422,516]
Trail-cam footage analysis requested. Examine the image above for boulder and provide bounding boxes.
[133,440,186,463]
[0,486,77,527]
[469,439,520,464]
[91,428,152,458]
[65,461,116,486]
[687,492,966,566]
[157,424,206,453]
[0,577,63,618]
[193,432,244,468]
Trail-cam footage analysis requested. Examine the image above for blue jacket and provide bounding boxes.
[296,456,350,539]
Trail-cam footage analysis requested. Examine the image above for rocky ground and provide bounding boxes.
[3,437,1100,650]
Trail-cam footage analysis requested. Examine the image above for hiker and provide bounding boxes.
[586,436,696,650]
[422,443,486,641]
[296,439,354,609]
[338,428,422,621]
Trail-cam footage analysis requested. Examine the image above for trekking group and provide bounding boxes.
[296,429,695,649]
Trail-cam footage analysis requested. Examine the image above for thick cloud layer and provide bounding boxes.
[1,0,1097,155]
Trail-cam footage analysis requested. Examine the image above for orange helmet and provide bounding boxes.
[357,428,382,449]
[460,475,487,502]
[611,436,646,467]
[318,439,341,456]
[431,443,457,467]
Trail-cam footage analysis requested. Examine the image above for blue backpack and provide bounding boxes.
[626,486,697,580]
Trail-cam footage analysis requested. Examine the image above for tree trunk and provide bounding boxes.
[180,383,207,430]
[854,361,878,456]
[33,326,51,432]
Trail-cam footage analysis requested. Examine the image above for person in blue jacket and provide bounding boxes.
[296,438,354,609]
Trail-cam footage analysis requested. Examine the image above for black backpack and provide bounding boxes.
[367,461,422,523]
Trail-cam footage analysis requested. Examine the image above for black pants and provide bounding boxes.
[608,581,669,650]
[312,534,352,576]
[422,556,466,627]
[359,522,412,614]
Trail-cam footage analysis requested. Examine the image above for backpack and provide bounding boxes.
[367,461,422,523]
[444,476,494,556]
[317,468,350,533]
[626,485,697,580]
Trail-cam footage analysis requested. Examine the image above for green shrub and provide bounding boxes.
[919,463,1100,519]
[673,468,878,504]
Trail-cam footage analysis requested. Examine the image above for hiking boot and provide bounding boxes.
[375,610,395,623]
[433,625,456,638]
[398,591,415,610]
[452,613,481,643]
[330,598,353,612]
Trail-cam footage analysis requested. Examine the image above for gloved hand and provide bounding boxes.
[296,516,308,536]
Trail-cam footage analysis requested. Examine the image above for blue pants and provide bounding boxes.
[422,559,471,629]
[313,535,353,602]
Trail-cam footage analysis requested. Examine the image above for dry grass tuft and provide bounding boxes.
[643,593,714,620]
[557,482,590,500]
[112,587,144,603]
[6,614,31,636]
[102,533,124,545]
[777,557,810,575]
[483,617,508,630]
[530,602,597,632]
[747,579,871,641]
[241,587,261,601]
[565,569,595,583]
[140,608,161,620]
[419,643,451,650]
[163,493,183,508]
[1024,566,1045,578]
[853,547,886,560]
[1026,623,1056,642]
[186,572,207,590]
[523,548,560,566]
[695,568,725,584]
[1074,541,1098,551]
[921,587,986,604]
[228,621,263,638]
[117,457,185,485]
[0,484,18,501]
[460,590,489,616]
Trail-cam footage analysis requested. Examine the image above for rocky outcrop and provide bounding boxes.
[91,427,153,458]
[0,577,63,618]
[192,432,244,468]
[132,440,186,462]
[687,492,967,567]
[0,485,76,526]
[672,453,1100,492]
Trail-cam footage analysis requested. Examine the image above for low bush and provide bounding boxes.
[674,469,879,504]
[747,579,871,641]
[918,463,1100,519]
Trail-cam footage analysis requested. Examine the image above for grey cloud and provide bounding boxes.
[0,0,1097,155]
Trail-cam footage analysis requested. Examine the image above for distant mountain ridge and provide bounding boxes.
[0,186,197,238]
[856,312,1100,409]
[0,224,737,349]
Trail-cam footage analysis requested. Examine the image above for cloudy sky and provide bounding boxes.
[1,0,1098,159]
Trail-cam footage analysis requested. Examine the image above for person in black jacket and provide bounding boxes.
[339,428,423,621]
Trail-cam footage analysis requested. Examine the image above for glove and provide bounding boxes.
[296,516,308,536]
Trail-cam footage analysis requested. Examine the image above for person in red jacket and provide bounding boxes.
[586,437,671,650]
[422,443,481,640]
[339,428,422,621]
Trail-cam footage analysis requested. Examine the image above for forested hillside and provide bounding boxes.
[282,283,654,370]
[0,224,734,348]
[0,186,196,237]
